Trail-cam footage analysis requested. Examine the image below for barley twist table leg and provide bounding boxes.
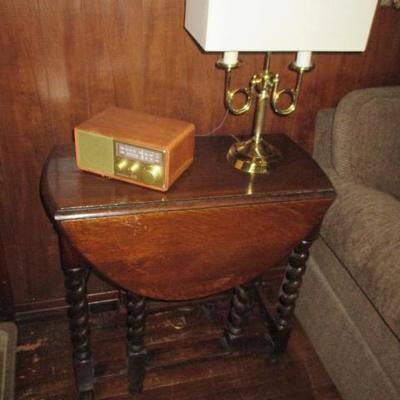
[60,238,95,399]
[274,236,313,354]
[126,291,147,394]
[64,266,94,399]
[223,285,250,348]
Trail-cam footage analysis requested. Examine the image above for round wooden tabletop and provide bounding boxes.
[41,135,335,300]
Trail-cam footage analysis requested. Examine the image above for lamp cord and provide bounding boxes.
[200,110,229,136]
[198,110,241,143]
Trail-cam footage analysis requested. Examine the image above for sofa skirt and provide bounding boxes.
[296,237,400,400]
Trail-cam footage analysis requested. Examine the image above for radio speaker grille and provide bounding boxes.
[76,130,114,176]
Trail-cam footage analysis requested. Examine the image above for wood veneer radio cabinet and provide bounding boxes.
[41,135,335,399]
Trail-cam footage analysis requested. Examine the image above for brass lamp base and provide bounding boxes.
[227,138,282,174]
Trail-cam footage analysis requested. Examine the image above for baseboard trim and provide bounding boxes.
[15,290,120,321]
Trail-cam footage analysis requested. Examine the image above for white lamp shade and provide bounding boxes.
[185,0,378,52]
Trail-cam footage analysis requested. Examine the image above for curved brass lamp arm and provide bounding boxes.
[271,64,313,116]
[217,58,254,116]
[222,52,273,116]
[225,74,257,116]
[271,85,297,116]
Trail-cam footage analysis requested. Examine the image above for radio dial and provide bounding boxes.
[129,161,141,175]
[116,159,129,171]
[142,164,162,184]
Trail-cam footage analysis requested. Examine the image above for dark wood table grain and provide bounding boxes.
[41,135,335,399]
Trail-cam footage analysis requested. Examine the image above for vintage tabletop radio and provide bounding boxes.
[74,108,195,191]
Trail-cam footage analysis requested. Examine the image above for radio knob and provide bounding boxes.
[116,159,129,171]
[142,164,162,183]
[129,161,141,175]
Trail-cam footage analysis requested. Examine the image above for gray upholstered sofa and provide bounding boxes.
[296,86,400,400]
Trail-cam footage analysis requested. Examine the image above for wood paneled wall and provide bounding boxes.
[0,1,399,316]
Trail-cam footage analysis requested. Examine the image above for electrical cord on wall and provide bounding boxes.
[198,110,240,142]
[199,110,229,136]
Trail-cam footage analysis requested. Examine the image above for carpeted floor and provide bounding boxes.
[0,322,17,400]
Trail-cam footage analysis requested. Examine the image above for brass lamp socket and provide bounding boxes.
[216,58,242,71]
[289,62,315,73]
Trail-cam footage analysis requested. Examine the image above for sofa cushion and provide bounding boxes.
[332,86,400,199]
[320,173,400,339]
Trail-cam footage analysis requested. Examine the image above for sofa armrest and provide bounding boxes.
[313,108,335,170]
[329,87,400,198]
[320,173,400,339]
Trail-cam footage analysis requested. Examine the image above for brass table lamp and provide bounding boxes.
[185,0,378,174]
[217,52,313,174]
